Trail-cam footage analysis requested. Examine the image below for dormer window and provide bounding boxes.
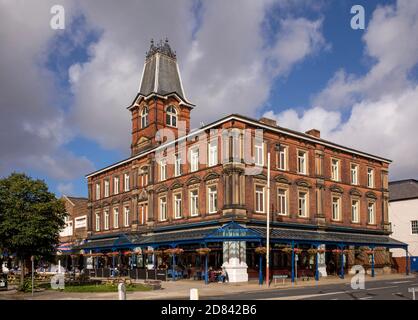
[166,106,177,127]
[141,106,148,128]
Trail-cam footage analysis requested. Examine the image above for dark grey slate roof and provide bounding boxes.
[389,179,418,201]
[139,227,218,245]
[138,39,188,103]
[250,227,405,247]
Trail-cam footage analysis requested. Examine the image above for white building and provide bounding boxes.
[389,179,418,272]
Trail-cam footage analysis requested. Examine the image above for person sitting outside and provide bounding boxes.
[217,267,228,283]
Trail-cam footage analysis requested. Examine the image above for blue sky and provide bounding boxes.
[1,0,417,198]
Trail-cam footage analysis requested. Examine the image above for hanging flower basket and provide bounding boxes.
[154,250,164,256]
[123,251,133,256]
[255,247,267,255]
[293,248,302,255]
[317,248,326,254]
[90,253,103,257]
[106,252,120,257]
[307,248,318,256]
[281,247,293,254]
[196,248,211,255]
[365,250,374,255]
[164,248,184,256]
[143,249,154,255]
[332,249,342,254]
[343,249,351,255]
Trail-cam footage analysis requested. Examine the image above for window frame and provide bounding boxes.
[173,192,183,219]
[190,189,199,217]
[351,198,360,223]
[160,159,167,181]
[297,150,308,175]
[277,145,288,171]
[350,163,359,185]
[208,186,218,214]
[254,141,264,167]
[124,173,130,192]
[367,168,375,188]
[411,220,418,235]
[141,106,148,128]
[95,213,100,232]
[104,179,110,198]
[123,206,130,227]
[113,176,119,195]
[113,207,119,229]
[208,140,218,167]
[95,182,101,200]
[166,105,177,127]
[174,153,182,177]
[104,209,109,230]
[331,158,340,182]
[331,195,342,221]
[277,187,288,216]
[254,184,265,213]
[298,190,309,218]
[190,147,199,172]
[159,196,168,221]
[367,201,376,225]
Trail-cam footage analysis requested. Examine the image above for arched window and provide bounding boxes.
[141,106,148,128]
[166,106,177,127]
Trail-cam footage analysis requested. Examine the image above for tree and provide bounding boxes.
[0,173,67,286]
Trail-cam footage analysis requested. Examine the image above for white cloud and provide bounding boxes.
[57,182,75,196]
[68,0,327,152]
[0,0,92,181]
[263,0,418,180]
[312,0,418,110]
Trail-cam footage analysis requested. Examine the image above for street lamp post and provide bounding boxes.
[266,152,271,287]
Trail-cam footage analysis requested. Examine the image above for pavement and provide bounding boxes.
[0,273,416,300]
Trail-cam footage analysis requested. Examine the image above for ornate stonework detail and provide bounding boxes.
[329,184,344,193]
[366,191,378,199]
[146,38,177,60]
[274,174,291,185]
[349,188,362,197]
[295,178,311,188]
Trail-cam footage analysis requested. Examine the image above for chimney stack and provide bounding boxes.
[305,129,321,138]
[259,117,277,127]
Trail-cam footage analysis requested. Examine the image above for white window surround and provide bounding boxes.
[95,213,100,231]
[297,150,307,175]
[174,154,182,177]
[104,210,109,230]
[298,191,308,217]
[141,106,148,128]
[331,159,340,181]
[139,203,148,225]
[367,201,376,224]
[123,206,130,227]
[190,148,199,172]
[166,105,177,127]
[367,168,375,188]
[104,180,110,197]
[208,140,218,167]
[208,186,218,214]
[277,188,288,216]
[332,196,341,221]
[351,199,360,223]
[159,197,168,221]
[351,164,359,185]
[411,220,418,235]
[277,145,288,171]
[174,193,182,219]
[124,173,130,192]
[160,159,167,181]
[190,190,199,217]
[113,208,119,229]
[255,185,265,213]
[114,177,119,195]
[254,141,264,166]
[96,183,101,200]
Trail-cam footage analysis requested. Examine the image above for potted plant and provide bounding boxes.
[317,248,326,254]
[293,248,302,255]
[332,249,342,254]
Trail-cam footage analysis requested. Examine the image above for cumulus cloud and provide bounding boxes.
[68,0,327,151]
[0,0,93,182]
[263,0,418,180]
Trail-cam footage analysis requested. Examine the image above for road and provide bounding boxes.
[202,276,418,300]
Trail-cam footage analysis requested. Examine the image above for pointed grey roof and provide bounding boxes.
[138,39,192,105]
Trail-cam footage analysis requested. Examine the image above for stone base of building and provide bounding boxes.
[222,260,248,283]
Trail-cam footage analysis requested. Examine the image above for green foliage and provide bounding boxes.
[0,173,67,262]
[62,283,152,293]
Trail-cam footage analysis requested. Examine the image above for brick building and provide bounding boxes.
[75,39,406,282]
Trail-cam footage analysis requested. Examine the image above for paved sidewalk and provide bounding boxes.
[0,273,413,300]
